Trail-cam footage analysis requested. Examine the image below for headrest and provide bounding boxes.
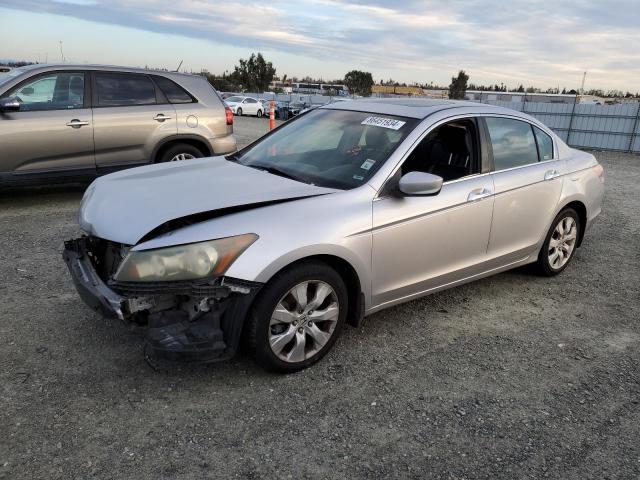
[365,127,388,149]
[70,76,84,95]
[437,125,468,152]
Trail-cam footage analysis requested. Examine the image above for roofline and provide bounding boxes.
[320,98,547,121]
[11,63,199,77]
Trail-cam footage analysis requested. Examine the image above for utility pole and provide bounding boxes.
[59,41,65,62]
[580,71,587,95]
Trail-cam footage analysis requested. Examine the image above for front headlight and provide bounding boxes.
[113,234,258,282]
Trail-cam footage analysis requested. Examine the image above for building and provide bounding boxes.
[292,82,347,95]
[464,90,605,104]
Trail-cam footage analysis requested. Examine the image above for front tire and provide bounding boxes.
[247,261,348,372]
[157,143,204,163]
[236,107,243,116]
[536,208,580,276]
[256,109,263,118]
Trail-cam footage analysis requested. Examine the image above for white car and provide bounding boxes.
[224,95,264,117]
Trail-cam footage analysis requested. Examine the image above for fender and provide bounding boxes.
[251,243,372,311]
[151,134,215,161]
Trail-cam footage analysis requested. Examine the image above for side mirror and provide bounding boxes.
[0,98,20,113]
[398,171,443,196]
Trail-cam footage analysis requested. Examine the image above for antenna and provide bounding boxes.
[175,60,183,72]
[580,71,587,95]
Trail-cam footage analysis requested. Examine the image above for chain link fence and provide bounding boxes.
[475,99,640,153]
[241,91,640,154]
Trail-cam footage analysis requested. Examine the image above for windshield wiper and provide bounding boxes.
[225,152,240,163]
[248,164,302,182]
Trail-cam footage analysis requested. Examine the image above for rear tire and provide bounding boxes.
[535,208,580,276]
[247,261,348,373]
[157,143,204,163]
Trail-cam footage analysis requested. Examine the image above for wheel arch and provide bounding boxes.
[152,135,214,163]
[558,200,588,247]
[250,252,367,328]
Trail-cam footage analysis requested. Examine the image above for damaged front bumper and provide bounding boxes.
[62,237,261,362]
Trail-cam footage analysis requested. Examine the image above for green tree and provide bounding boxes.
[343,70,374,96]
[202,71,240,92]
[231,52,276,92]
[448,70,469,99]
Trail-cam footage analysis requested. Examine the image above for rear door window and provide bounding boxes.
[485,117,539,171]
[95,73,156,107]
[533,126,554,161]
[152,75,194,104]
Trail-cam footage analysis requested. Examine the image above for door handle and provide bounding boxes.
[544,169,560,181]
[66,119,89,128]
[154,114,172,122]
[467,187,492,202]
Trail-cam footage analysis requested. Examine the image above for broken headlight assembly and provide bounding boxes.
[113,234,258,282]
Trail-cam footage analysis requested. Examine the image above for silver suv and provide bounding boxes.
[0,64,236,186]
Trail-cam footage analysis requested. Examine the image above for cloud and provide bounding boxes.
[0,0,638,90]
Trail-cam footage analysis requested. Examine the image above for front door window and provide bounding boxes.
[4,72,85,111]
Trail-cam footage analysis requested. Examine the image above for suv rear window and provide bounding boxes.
[95,73,156,107]
[152,75,194,104]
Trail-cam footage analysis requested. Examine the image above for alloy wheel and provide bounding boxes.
[169,153,196,162]
[268,280,339,363]
[548,216,578,269]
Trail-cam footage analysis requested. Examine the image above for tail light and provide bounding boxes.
[593,164,604,182]
[225,106,234,126]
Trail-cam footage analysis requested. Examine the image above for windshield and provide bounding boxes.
[231,108,417,189]
[225,96,243,103]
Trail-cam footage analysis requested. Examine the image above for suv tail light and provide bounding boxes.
[225,106,234,126]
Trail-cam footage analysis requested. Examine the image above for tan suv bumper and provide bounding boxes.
[210,134,237,155]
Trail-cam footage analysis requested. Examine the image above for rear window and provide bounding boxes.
[95,73,156,107]
[153,75,194,104]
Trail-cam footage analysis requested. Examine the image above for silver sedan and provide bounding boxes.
[64,99,604,371]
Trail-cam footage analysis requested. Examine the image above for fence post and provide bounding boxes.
[629,102,640,153]
[566,94,579,146]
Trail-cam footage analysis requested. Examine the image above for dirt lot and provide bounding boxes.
[1,117,639,479]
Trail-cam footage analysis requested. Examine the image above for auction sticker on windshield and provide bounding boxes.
[361,116,406,130]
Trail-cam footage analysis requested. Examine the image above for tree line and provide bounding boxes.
[1,55,637,99]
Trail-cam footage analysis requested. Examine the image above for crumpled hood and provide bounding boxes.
[79,156,337,245]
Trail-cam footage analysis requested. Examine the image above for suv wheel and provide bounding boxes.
[157,143,204,163]
[247,261,348,372]
[536,208,580,276]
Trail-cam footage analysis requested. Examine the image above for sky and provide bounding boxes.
[0,0,638,91]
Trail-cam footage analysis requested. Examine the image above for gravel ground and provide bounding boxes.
[1,118,639,479]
